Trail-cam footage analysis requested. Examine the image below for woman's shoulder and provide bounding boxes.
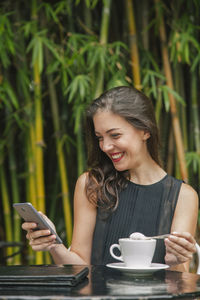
[74,172,97,208]
[75,172,89,189]
[77,172,88,183]
[167,174,198,202]
[162,175,199,210]
[179,181,199,202]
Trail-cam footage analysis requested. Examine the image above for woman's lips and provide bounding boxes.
[110,152,124,162]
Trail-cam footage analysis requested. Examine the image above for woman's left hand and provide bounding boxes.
[164,232,196,266]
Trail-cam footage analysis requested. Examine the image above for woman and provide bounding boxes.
[23,86,198,272]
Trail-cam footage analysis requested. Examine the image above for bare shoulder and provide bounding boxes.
[179,182,199,206]
[74,172,96,209]
[176,182,199,217]
[172,182,199,234]
[75,172,88,189]
[77,172,88,186]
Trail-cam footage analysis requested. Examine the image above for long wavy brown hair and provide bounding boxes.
[85,86,161,210]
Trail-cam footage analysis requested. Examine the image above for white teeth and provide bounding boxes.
[112,153,123,159]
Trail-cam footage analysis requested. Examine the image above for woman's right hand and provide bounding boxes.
[22,212,58,251]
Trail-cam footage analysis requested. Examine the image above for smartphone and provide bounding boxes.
[13,202,63,244]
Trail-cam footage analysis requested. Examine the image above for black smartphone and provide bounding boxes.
[13,202,63,244]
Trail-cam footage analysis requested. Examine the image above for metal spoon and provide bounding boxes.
[129,232,170,240]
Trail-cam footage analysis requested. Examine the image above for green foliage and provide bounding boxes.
[170,17,200,65]
[0,12,15,67]
[186,152,200,174]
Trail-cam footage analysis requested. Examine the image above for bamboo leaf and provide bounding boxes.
[160,86,170,112]
[66,74,90,101]
[191,52,200,72]
[163,85,185,106]
[43,3,59,23]
[42,37,62,63]
[3,81,19,109]
[186,152,200,173]
[84,0,99,8]
[22,20,36,37]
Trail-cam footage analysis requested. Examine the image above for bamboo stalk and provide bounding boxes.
[15,47,37,264]
[0,161,13,265]
[45,47,73,245]
[166,128,175,175]
[190,72,200,209]
[191,73,200,248]
[14,1,38,213]
[13,42,37,265]
[57,142,72,244]
[174,65,188,150]
[8,131,21,264]
[34,61,45,213]
[94,0,112,98]
[155,80,163,123]
[140,0,149,51]
[126,0,141,90]
[191,73,200,152]
[27,127,37,208]
[32,0,46,264]
[154,0,188,182]
[76,121,85,176]
[26,131,37,263]
[32,0,45,213]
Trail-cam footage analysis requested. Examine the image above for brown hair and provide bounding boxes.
[85,86,161,210]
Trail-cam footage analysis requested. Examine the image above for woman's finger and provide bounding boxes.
[172,232,196,244]
[167,235,196,253]
[22,222,38,231]
[31,241,56,252]
[30,229,51,239]
[165,241,193,261]
[29,234,56,246]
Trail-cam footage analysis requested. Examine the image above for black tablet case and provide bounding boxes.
[0,265,89,287]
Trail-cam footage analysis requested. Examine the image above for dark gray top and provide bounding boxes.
[91,174,183,265]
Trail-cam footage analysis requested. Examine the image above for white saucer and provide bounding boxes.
[106,263,169,276]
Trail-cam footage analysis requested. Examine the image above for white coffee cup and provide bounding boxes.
[110,238,156,268]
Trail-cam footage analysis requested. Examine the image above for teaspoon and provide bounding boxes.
[129,232,170,240]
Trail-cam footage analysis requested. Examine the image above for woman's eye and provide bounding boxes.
[111,134,120,139]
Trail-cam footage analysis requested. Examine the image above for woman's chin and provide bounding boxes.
[113,163,126,172]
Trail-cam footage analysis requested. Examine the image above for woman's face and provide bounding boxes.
[93,110,150,172]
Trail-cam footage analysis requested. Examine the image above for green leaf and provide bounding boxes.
[186,152,200,173]
[3,81,19,110]
[43,37,62,63]
[164,85,185,106]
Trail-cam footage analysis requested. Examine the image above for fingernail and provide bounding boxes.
[169,235,177,240]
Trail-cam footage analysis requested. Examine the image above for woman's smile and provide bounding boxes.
[110,152,125,163]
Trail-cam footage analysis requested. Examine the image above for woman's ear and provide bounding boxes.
[143,131,150,141]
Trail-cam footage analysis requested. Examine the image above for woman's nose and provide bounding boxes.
[101,139,113,152]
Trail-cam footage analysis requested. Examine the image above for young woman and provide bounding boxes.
[22,86,198,272]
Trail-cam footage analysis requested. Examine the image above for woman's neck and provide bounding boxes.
[129,159,166,185]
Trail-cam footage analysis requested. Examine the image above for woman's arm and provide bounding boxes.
[164,183,199,272]
[50,172,97,264]
[22,172,97,265]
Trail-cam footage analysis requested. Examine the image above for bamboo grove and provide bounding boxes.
[0,0,199,266]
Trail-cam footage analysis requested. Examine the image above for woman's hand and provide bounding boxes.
[164,232,196,266]
[22,212,58,251]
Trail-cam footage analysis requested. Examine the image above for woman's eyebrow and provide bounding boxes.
[95,128,120,135]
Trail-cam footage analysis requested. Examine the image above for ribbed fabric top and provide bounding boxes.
[91,174,182,265]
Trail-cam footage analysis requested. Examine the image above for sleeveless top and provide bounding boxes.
[91,174,182,265]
